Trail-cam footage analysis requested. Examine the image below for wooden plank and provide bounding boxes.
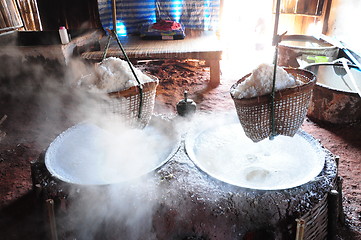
[0,0,11,27]
[0,5,6,28]
[0,0,23,30]
[8,0,22,27]
[82,29,223,89]
[30,0,42,30]
[208,59,220,88]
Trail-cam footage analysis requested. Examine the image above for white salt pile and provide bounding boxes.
[95,57,155,92]
[231,63,303,99]
[81,57,155,93]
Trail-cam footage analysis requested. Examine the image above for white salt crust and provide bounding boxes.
[45,123,177,185]
[231,63,302,99]
[80,57,154,93]
[187,122,325,190]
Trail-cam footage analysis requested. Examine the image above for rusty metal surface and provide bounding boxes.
[307,84,361,124]
[305,63,361,124]
[278,35,339,68]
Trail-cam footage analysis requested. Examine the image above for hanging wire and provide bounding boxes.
[111,29,144,119]
[102,34,112,61]
[269,0,287,140]
[269,31,287,140]
[100,0,144,119]
[102,29,144,119]
[269,46,279,140]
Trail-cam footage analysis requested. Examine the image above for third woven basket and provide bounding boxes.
[230,68,316,142]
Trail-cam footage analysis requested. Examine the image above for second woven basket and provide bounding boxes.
[230,68,316,142]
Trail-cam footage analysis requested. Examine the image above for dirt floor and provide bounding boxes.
[0,59,360,239]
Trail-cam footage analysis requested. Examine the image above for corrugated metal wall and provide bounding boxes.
[97,0,221,35]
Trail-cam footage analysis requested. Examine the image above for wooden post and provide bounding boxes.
[337,176,345,225]
[322,0,332,34]
[209,59,220,88]
[328,189,338,240]
[334,155,340,167]
[273,0,281,46]
[46,199,58,240]
[111,0,117,33]
[0,0,23,30]
[295,218,305,240]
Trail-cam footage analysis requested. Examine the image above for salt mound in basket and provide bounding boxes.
[230,63,316,142]
[81,57,159,128]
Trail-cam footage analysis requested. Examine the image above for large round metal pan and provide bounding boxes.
[45,117,180,185]
[185,112,326,190]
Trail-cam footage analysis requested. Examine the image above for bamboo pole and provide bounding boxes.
[0,7,6,28]
[30,0,42,30]
[295,218,305,240]
[1,0,11,27]
[16,0,42,30]
[17,0,30,30]
[337,176,345,225]
[0,0,23,30]
[24,0,35,30]
[46,199,58,240]
[328,189,339,240]
[4,1,10,26]
[11,0,24,26]
[322,0,332,34]
[272,0,281,46]
[112,0,117,33]
[9,0,22,27]
[17,0,34,30]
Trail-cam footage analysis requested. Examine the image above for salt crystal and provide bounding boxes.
[96,57,154,92]
[231,63,303,99]
[88,57,154,93]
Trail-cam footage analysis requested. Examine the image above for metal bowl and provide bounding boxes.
[45,116,180,185]
[305,62,361,124]
[185,112,326,190]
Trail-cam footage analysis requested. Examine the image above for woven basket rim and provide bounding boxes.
[107,80,158,98]
[230,68,316,105]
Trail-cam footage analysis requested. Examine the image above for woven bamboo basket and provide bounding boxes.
[98,78,158,129]
[230,68,316,142]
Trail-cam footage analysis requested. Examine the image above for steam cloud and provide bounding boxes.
[39,57,176,239]
[0,47,175,239]
[61,180,160,240]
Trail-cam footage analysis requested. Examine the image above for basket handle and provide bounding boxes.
[102,28,144,119]
[103,29,143,88]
